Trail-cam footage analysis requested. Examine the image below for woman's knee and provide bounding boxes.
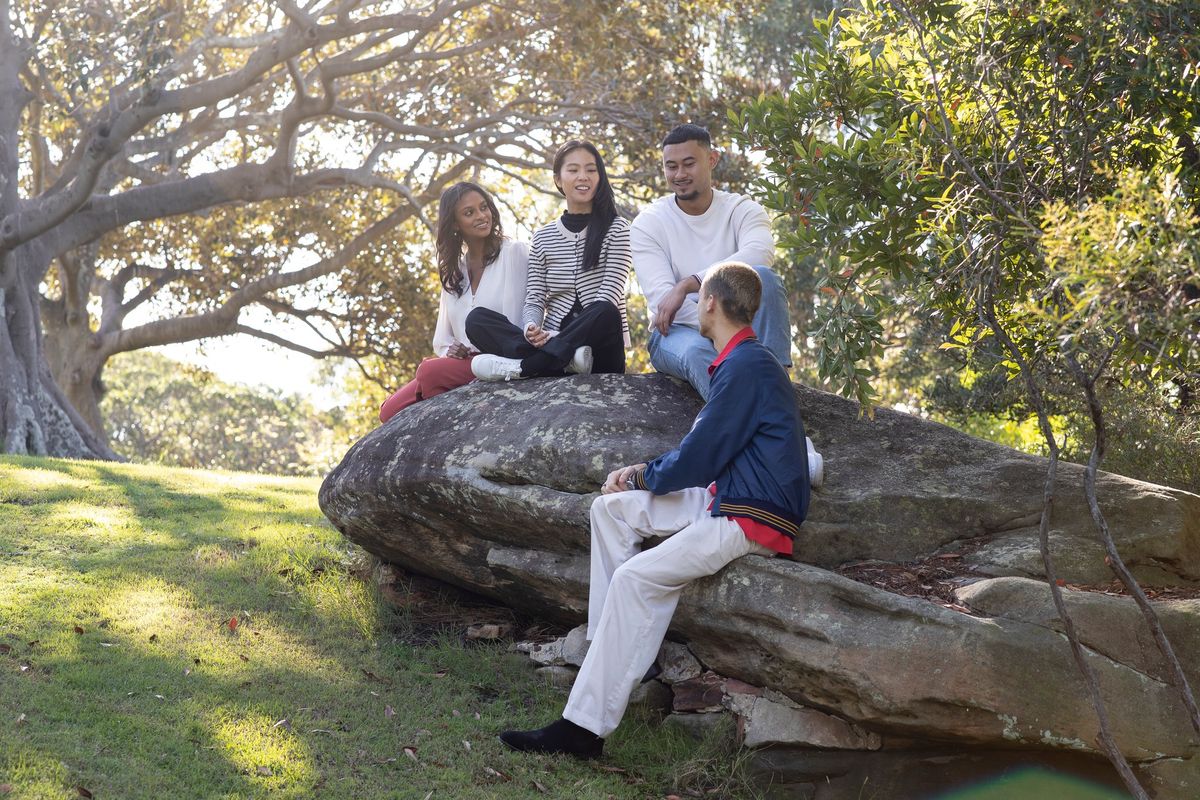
[413,358,437,382]
[590,299,619,322]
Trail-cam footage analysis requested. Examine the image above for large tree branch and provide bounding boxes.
[93,159,466,358]
[1,0,487,252]
[233,324,347,358]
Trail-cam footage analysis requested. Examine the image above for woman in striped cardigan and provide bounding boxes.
[467,140,631,381]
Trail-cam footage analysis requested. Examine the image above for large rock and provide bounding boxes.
[319,374,1200,781]
[321,374,1200,588]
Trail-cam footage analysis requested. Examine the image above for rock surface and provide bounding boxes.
[320,374,1200,783]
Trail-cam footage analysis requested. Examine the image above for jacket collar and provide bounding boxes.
[708,327,757,375]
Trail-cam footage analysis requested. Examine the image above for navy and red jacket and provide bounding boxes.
[632,329,810,542]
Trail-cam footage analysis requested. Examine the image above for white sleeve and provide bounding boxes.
[630,214,677,319]
[500,239,529,327]
[431,289,455,357]
[696,197,776,283]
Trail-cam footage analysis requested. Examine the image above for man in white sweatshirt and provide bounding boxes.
[631,124,793,400]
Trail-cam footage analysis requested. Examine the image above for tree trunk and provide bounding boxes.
[0,247,116,460]
[42,246,108,439]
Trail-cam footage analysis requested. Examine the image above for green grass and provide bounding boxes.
[0,455,759,799]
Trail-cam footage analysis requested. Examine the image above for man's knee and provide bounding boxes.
[752,265,783,291]
[590,492,625,528]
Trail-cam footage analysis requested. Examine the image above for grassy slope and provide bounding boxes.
[0,456,747,800]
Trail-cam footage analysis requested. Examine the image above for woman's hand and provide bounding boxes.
[446,342,472,359]
[525,323,552,348]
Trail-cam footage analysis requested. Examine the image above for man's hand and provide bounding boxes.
[653,275,701,335]
[525,323,552,348]
[446,341,472,359]
[602,463,648,494]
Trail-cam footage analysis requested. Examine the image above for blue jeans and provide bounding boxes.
[647,265,792,401]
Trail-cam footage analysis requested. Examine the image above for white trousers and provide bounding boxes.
[562,487,774,737]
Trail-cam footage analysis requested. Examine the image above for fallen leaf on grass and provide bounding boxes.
[403,747,419,763]
[271,718,291,730]
[19,663,30,672]
[422,792,433,800]
[461,740,470,752]
[149,634,158,643]
[239,654,249,662]
[432,670,448,678]
[73,625,84,635]
[0,644,10,654]
[228,616,239,632]
[483,766,512,782]
[15,713,26,724]
[0,784,11,794]
[257,766,273,776]
[532,780,548,793]
[99,642,115,648]
[384,706,395,719]
[76,787,93,799]
[183,668,192,676]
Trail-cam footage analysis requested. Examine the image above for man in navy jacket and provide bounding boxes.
[500,262,811,759]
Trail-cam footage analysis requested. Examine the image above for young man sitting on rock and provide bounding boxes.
[633,123,824,487]
[631,123,793,401]
[499,262,812,759]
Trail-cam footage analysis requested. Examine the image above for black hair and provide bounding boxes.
[552,140,618,272]
[435,182,503,296]
[661,123,712,148]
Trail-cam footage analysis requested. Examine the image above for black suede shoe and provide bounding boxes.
[499,717,603,759]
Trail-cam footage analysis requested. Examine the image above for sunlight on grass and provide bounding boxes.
[205,707,317,791]
[0,455,759,799]
[99,577,196,635]
[0,462,92,493]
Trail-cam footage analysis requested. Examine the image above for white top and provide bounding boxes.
[432,238,529,356]
[523,216,632,345]
[630,189,775,330]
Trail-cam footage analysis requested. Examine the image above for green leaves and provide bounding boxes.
[735,0,1200,411]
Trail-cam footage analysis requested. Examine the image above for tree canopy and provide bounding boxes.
[1,0,796,458]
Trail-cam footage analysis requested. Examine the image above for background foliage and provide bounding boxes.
[734,0,1200,493]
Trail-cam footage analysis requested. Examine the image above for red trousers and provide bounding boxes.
[379,356,477,422]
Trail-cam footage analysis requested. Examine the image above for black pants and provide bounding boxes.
[465,301,626,377]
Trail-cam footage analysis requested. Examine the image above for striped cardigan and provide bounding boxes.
[522,216,632,343]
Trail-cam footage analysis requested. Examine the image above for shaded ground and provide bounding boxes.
[0,455,759,800]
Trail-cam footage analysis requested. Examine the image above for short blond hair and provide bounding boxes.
[701,262,761,326]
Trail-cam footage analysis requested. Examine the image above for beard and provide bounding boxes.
[674,187,701,202]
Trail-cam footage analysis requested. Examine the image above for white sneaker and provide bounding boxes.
[566,346,593,376]
[471,354,524,382]
[806,436,824,488]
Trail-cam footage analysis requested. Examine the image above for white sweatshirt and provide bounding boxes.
[432,238,529,356]
[630,189,774,330]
